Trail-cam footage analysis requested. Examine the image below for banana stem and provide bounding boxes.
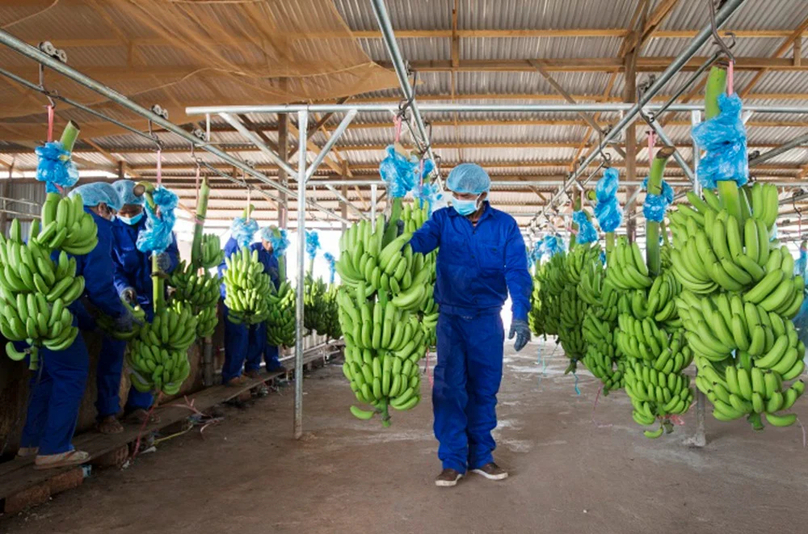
[191,177,210,269]
[382,197,403,247]
[704,64,727,121]
[381,399,391,428]
[570,195,581,249]
[272,226,287,282]
[152,253,164,314]
[646,146,675,277]
[605,232,615,255]
[59,121,80,152]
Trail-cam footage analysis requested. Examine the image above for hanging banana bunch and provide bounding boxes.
[337,200,437,425]
[199,234,224,269]
[223,247,272,325]
[266,280,296,346]
[169,260,221,337]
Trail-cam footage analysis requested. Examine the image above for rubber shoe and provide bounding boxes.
[435,468,463,487]
[472,462,508,480]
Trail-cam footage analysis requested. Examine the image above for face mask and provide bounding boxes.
[452,195,480,216]
[119,212,144,226]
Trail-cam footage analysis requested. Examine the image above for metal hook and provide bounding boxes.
[708,0,736,63]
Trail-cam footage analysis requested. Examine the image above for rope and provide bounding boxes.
[647,130,656,159]
[727,60,735,96]
[155,149,162,186]
[394,115,402,144]
[424,349,434,388]
[796,417,807,448]
[591,385,613,428]
[573,370,581,395]
[130,392,162,460]
[46,104,54,143]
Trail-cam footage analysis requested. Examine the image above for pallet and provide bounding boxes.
[0,340,342,514]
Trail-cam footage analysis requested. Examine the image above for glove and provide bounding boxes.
[114,309,135,333]
[508,319,531,353]
[395,219,405,236]
[120,287,136,305]
[155,252,172,272]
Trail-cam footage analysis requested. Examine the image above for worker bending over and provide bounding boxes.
[94,179,179,433]
[19,183,133,468]
[408,163,532,487]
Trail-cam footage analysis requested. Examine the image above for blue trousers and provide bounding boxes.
[433,311,504,473]
[96,306,154,418]
[20,334,89,455]
[245,322,282,372]
[222,306,249,382]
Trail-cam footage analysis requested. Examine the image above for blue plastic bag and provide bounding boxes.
[594,168,623,233]
[270,229,289,259]
[323,252,336,284]
[691,93,749,189]
[572,211,598,245]
[230,216,258,250]
[596,168,619,202]
[379,145,419,199]
[642,177,674,223]
[544,234,565,257]
[136,187,178,255]
[412,181,445,215]
[305,230,321,261]
[530,240,544,264]
[36,142,79,194]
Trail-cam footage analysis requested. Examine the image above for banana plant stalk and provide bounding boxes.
[59,121,80,153]
[272,226,287,282]
[705,63,744,224]
[570,195,581,249]
[191,177,210,269]
[382,197,403,248]
[646,146,675,277]
[137,182,165,314]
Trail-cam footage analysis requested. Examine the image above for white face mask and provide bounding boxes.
[451,194,481,216]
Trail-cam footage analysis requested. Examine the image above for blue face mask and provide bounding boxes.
[119,212,144,226]
[452,195,480,216]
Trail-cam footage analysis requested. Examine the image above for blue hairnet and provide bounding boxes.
[447,163,490,194]
[642,177,674,223]
[230,216,258,250]
[112,179,144,206]
[324,252,336,284]
[136,187,178,254]
[691,93,749,189]
[69,182,123,211]
[305,230,321,261]
[36,142,79,194]
[594,168,623,233]
[572,210,598,245]
[270,229,289,259]
[258,226,274,242]
[379,145,419,199]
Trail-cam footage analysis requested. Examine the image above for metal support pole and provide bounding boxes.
[370,184,378,225]
[645,120,697,184]
[294,110,308,440]
[305,110,357,180]
[749,130,808,167]
[369,0,434,161]
[278,114,289,227]
[220,112,297,177]
[535,0,747,221]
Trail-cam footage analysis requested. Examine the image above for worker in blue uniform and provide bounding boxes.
[18,182,133,469]
[244,227,285,378]
[408,163,532,488]
[93,179,179,433]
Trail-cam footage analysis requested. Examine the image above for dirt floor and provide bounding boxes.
[3,339,808,534]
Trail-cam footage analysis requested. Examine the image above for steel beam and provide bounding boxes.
[294,110,308,440]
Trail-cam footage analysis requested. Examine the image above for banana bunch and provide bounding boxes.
[323,284,343,339]
[126,301,197,396]
[337,202,437,425]
[532,253,566,336]
[696,356,805,429]
[170,260,220,309]
[605,237,653,290]
[0,221,85,363]
[304,275,339,338]
[266,280,296,347]
[556,244,601,372]
[195,306,218,338]
[528,271,545,337]
[200,233,224,269]
[565,242,601,285]
[579,260,624,394]
[623,270,682,327]
[36,192,98,255]
[222,247,272,325]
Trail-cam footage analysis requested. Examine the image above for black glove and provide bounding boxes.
[155,252,172,272]
[508,319,531,352]
[395,219,405,236]
[121,287,136,305]
[114,309,135,333]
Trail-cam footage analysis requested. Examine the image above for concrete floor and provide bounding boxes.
[3,339,808,534]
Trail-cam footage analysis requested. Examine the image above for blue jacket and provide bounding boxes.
[69,209,131,329]
[111,216,179,310]
[409,203,531,320]
[250,242,280,289]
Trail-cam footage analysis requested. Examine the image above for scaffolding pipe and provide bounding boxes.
[294,110,308,440]
[219,113,297,177]
[187,103,808,115]
[325,184,368,219]
[0,30,350,225]
[305,110,357,180]
[369,0,434,161]
[749,130,808,167]
[537,0,747,220]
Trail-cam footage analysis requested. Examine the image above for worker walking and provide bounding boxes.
[94,179,179,433]
[408,163,532,487]
[18,183,134,469]
[244,227,285,377]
